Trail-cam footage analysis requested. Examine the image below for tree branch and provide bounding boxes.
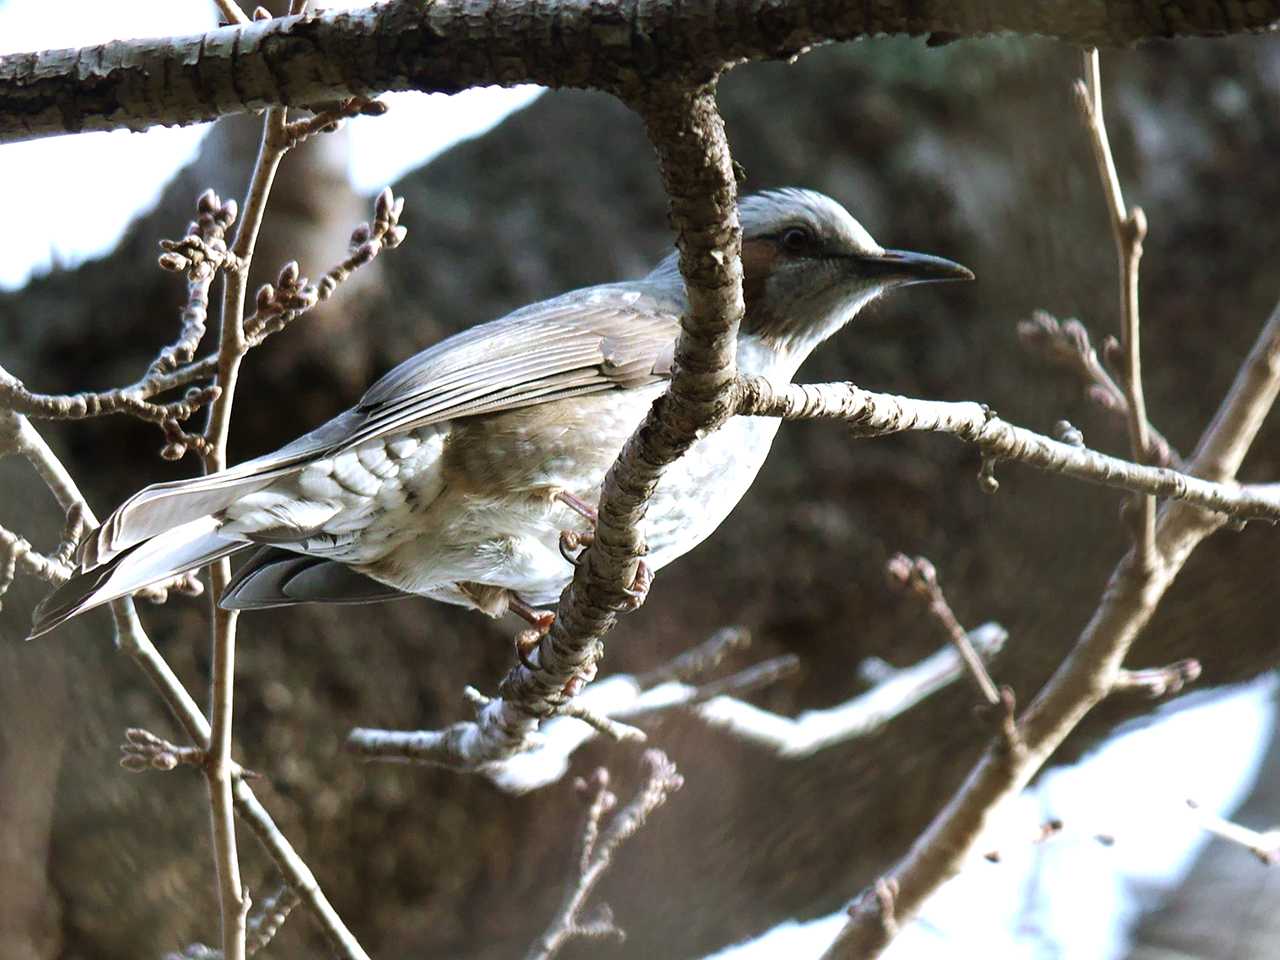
[734,377,1280,522]
[1075,48,1157,567]
[526,750,683,960]
[3,0,1279,143]
[819,293,1280,959]
[0,408,368,958]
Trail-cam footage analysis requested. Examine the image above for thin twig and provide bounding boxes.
[1112,659,1202,698]
[886,554,1000,707]
[525,750,683,960]
[213,0,251,26]
[198,102,294,960]
[1186,799,1280,865]
[1017,310,1179,467]
[1075,49,1157,567]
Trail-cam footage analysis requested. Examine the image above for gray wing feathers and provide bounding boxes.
[37,283,681,633]
[221,547,409,609]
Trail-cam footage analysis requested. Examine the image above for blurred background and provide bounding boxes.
[2,2,1280,958]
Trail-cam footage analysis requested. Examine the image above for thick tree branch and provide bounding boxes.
[3,0,1279,143]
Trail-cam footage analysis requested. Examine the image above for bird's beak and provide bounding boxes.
[856,249,975,286]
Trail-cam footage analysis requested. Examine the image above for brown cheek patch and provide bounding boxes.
[740,238,777,312]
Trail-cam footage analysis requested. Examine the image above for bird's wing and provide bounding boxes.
[78,283,683,569]
[343,284,680,445]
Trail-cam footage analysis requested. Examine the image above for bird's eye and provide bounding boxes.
[779,226,814,254]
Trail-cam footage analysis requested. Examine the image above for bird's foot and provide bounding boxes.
[618,559,653,612]
[509,594,555,671]
[562,660,598,699]
[558,528,595,565]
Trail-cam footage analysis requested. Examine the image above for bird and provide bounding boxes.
[30,188,972,643]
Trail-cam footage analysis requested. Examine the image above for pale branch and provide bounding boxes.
[0,376,220,428]
[1075,49,1157,566]
[525,750,683,960]
[348,622,1004,793]
[152,189,240,376]
[633,625,751,686]
[1111,659,1202,698]
[688,624,1007,760]
[0,523,72,606]
[164,882,303,959]
[3,1,1280,143]
[200,101,295,960]
[1189,299,1280,483]
[1185,799,1280,865]
[243,187,406,347]
[119,726,207,773]
[213,0,251,27]
[0,408,367,958]
[1017,310,1179,468]
[820,276,1280,960]
[886,553,1000,708]
[733,377,1280,523]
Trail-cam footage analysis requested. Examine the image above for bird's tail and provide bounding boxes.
[29,516,243,639]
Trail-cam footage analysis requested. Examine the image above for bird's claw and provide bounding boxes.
[617,559,653,612]
[509,596,555,671]
[515,628,544,671]
[561,660,598,699]
[558,528,595,566]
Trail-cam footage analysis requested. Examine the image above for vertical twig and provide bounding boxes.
[1076,49,1156,568]
[202,102,290,960]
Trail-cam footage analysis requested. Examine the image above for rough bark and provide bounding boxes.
[2,0,1279,142]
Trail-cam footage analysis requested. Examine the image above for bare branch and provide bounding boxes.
[634,626,751,687]
[526,750,683,960]
[3,3,1280,143]
[344,85,745,772]
[1186,799,1280,865]
[691,624,1007,759]
[198,103,296,960]
[213,0,251,27]
[243,187,406,347]
[1017,310,1180,467]
[347,622,1003,794]
[734,377,1280,523]
[0,407,367,957]
[1112,659,1202,698]
[1075,49,1156,566]
[1190,298,1280,481]
[886,554,1000,707]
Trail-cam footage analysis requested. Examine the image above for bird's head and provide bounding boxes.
[737,188,972,358]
